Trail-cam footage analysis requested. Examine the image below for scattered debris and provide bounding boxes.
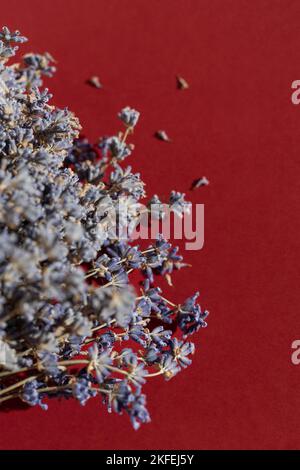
[191,176,210,190]
[176,75,189,90]
[155,130,171,142]
[87,76,102,89]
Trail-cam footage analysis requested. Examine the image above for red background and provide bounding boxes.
[1,0,300,450]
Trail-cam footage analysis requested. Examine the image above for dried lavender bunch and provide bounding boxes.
[0,27,208,429]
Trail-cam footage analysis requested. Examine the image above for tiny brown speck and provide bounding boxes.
[191,176,209,190]
[176,75,189,90]
[155,130,171,142]
[87,76,102,89]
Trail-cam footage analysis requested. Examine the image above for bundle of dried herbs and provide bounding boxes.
[0,27,208,429]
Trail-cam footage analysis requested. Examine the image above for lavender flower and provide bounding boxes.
[159,355,181,380]
[178,292,209,336]
[129,390,151,430]
[21,380,48,410]
[72,378,96,406]
[169,191,192,217]
[118,106,140,128]
[0,26,27,60]
[99,136,132,161]
[150,326,172,349]
[170,338,195,368]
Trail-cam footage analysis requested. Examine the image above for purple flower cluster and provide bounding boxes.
[0,27,208,429]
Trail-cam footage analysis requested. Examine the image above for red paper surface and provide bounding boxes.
[1,0,300,450]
